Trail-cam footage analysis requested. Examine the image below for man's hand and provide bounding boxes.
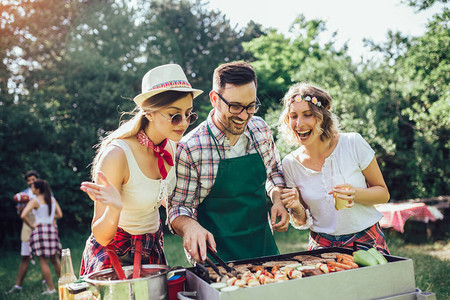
[270,201,289,232]
[269,187,289,232]
[172,216,216,263]
[17,203,26,215]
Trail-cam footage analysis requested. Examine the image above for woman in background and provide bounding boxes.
[21,179,62,295]
[80,64,202,275]
[279,82,390,254]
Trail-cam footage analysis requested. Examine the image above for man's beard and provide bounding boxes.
[222,116,249,135]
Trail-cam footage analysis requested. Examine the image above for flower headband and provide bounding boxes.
[290,95,322,107]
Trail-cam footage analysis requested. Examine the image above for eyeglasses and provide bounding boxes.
[156,111,198,126]
[215,91,261,114]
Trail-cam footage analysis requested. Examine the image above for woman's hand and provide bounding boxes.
[80,171,122,212]
[281,187,303,211]
[281,187,307,224]
[330,183,355,208]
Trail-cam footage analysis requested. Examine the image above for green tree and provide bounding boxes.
[0,0,96,243]
[396,8,449,197]
[141,0,264,118]
[403,0,448,11]
[243,15,360,144]
[247,10,448,201]
[0,0,265,244]
[361,7,449,199]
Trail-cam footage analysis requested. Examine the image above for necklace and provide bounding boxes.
[136,130,173,179]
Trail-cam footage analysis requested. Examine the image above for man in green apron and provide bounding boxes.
[168,61,289,263]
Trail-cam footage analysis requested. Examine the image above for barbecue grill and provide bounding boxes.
[180,246,436,300]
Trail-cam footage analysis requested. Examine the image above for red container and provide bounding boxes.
[168,275,185,300]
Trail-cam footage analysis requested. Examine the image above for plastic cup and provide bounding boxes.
[334,187,351,210]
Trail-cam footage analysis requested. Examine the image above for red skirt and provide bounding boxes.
[30,223,62,257]
[80,224,166,276]
[309,223,390,255]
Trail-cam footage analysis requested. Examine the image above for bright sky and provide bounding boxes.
[206,0,446,60]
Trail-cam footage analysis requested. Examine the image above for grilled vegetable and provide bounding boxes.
[226,277,238,286]
[296,265,316,271]
[353,250,379,266]
[271,265,280,274]
[316,263,330,273]
[367,248,388,265]
[288,269,303,279]
[234,279,246,287]
[247,279,260,287]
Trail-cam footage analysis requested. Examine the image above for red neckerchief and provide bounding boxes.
[136,130,173,179]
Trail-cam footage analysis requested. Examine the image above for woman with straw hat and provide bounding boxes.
[80,64,202,275]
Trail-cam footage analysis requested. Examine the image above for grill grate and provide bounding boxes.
[191,245,401,284]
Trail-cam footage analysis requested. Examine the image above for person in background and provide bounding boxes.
[79,64,202,275]
[279,82,390,254]
[21,179,63,295]
[7,170,41,294]
[168,61,289,263]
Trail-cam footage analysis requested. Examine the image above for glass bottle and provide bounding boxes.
[58,248,77,300]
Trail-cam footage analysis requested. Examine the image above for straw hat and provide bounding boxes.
[133,64,203,106]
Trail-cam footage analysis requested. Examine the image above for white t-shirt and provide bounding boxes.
[229,134,249,158]
[282,133,383,235]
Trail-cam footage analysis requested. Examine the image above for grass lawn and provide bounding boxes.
[1,227,448,299]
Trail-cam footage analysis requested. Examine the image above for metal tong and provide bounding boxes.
[204,256,224,279]
[206,243,237,276]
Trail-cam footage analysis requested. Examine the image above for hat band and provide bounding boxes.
[148,80,192,92]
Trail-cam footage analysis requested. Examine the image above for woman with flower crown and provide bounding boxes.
[79,64,203,275]
[279,82,390,254]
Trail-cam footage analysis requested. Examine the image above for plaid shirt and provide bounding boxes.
[80,226,166,275]
[168,110,285,227]
[309,223,390,255]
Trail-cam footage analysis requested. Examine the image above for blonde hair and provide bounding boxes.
[90,91,192,180]
[278,83,339,146]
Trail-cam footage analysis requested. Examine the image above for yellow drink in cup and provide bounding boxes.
[334,187,351,210]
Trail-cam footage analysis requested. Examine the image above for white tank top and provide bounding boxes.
[111,139,176,235]
[33,198,56,225]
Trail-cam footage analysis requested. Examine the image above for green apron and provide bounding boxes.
[196,125,279,262]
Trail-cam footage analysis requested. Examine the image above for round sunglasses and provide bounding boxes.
[157,111,198,126]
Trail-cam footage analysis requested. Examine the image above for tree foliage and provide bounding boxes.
[244,10,449,201]
[0,0,263,245]
[0,0,96,243]
[393,8,449,197]
[402,0,448,11]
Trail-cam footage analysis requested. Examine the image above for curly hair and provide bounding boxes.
[278,82,339,145]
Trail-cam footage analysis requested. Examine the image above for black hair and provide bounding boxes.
[24,170,40,180]
[213,61,257,93]
[32,179,52,215]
